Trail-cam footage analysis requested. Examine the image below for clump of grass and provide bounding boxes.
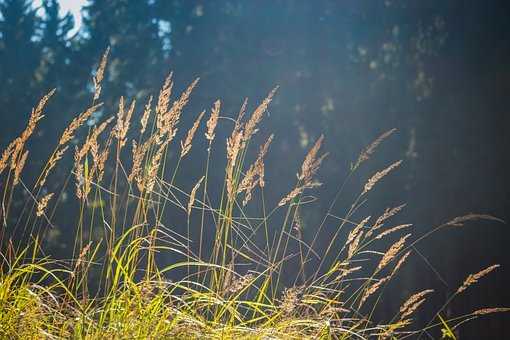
[0,50,507,339]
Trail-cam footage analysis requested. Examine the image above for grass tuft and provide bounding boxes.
[0,51,507,339]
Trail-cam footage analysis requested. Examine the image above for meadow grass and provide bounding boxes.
[0,51,507,339]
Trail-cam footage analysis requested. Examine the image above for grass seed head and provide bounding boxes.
[352,128,396,170]
[36,193,54,217]
[362,160,402,196]
[376,233,412,273]
[181,110,205,158]
[205,100,221,142]
[187,176,204,216]
[457,264,500,294]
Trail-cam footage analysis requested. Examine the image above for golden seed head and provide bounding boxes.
[36,193,54,217]
[243,87,278,142]
[181,110,205,158]
[359,275,391,307]
[187,176,204,216]
[376,233,411,273]
[13,150,29,186]
[93,47,110,101]
[238,134,273,206]
[352,128,396,170]
[399,289,434,320]
[457,264,500,294]
[140,96,153,135]
[205,100,221,142]
[362,160,402,196]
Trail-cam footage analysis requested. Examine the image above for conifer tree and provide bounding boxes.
[0,0,41,138]
[39,0,74,92]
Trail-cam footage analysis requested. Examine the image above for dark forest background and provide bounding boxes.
[1,1,509,338]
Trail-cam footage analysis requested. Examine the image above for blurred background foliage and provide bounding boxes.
[1,1,509,338]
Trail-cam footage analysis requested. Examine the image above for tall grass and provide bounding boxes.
[0,51,507,339]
